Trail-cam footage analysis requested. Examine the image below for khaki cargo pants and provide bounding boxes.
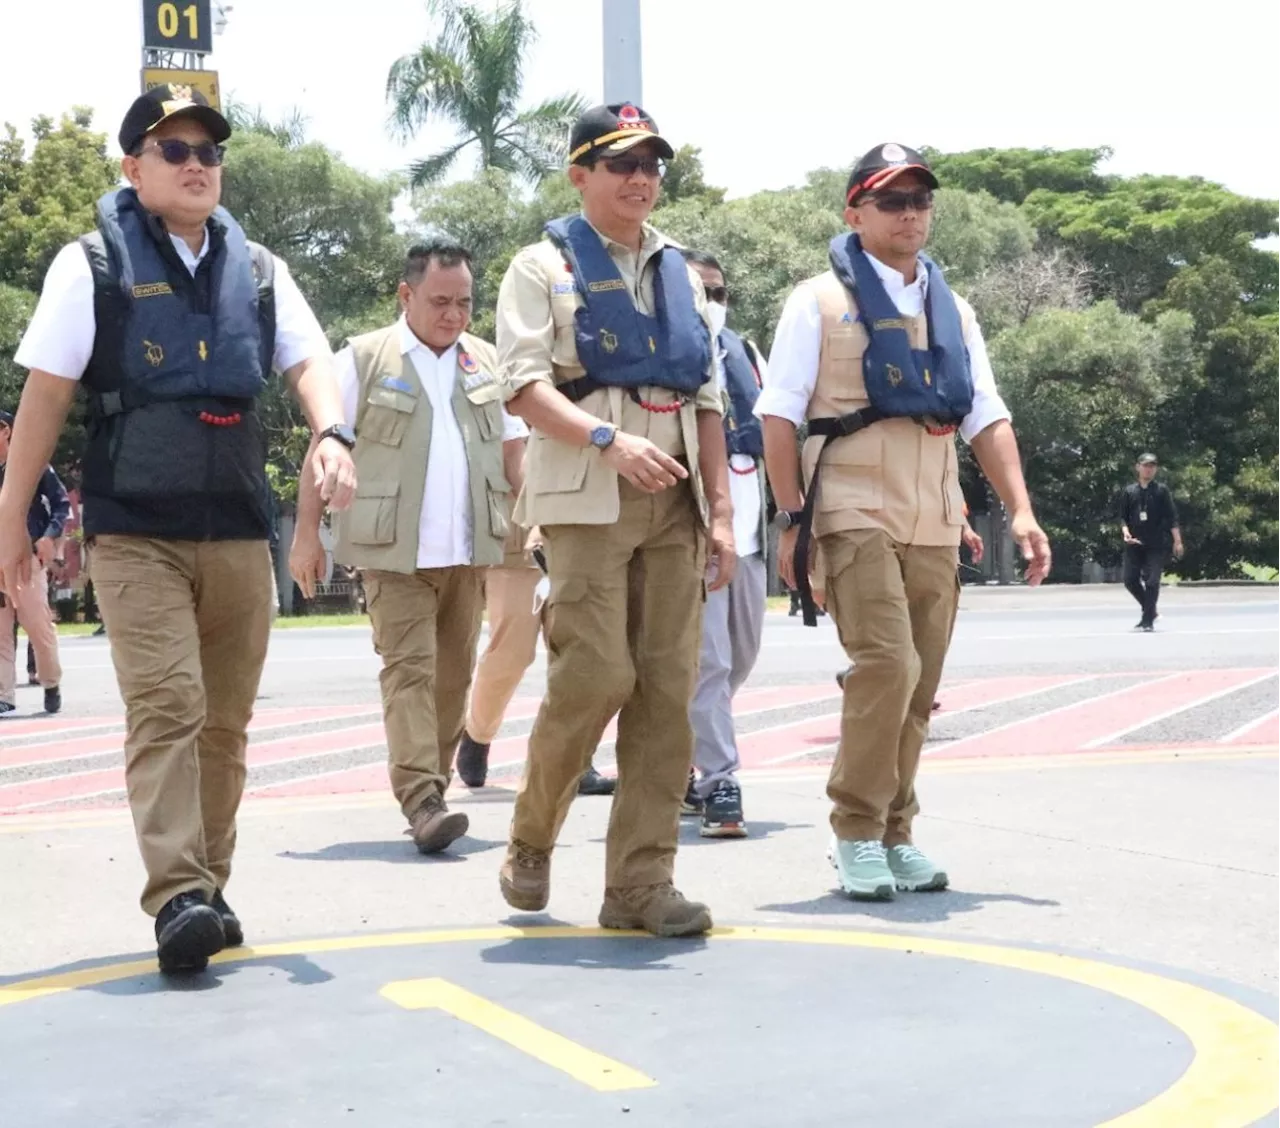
[820,528,959,846]
[0,556,62,705]
[511,479,706,891]
[92,535,273,917]
[465,565,543,744]
[362,566,485,819]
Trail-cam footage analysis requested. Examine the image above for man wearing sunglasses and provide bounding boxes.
[0,85,356,974]
[758,143,1050,901]
[493,104,734,937]
[675,250,768,839]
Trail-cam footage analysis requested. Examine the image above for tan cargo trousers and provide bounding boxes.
[363,566,485,819]
[465,565,543,744]
[0,556,62,704]
[511,479,706,890]
[820,528,959,846]
[92,535,273,916]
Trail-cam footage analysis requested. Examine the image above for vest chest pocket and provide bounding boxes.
[348,480,399,546]
[823,329,868,400]
[464,385,505,443]
[359,384,416,448]
[818,427,883,512]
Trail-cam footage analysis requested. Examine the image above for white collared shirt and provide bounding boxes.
[755,250,1010,444]
[16,233,330,379]
[334,317,526,569]
[715,333,766,558]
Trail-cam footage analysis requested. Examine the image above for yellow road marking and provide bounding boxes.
[380,976,655,1092]
[0,925,1274,1126]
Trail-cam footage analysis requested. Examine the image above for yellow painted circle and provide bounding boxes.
[1,925,1275,1127]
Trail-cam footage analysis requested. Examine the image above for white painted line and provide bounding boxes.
[1218,706,1280,745]
[961,628,1279,642]
[1082,672,1279,748]
[925,672,1185,757]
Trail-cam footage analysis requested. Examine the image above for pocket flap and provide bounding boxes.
[356,479,400,500]
[366,384,416,413]
[486,465,512,492]
[464,379,505,406]
[825,327,865,360]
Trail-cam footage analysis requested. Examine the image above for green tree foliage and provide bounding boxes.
[660,146,726,206]
[923,146,1111,205]
[385,0,586,187]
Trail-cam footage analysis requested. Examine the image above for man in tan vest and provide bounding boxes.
[455,494,617,797]
[292,238,528,854]
[759,143,1051,901]
[493,104,735,937]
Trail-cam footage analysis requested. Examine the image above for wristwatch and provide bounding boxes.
[772,509,804,531]
[317,423,356,450]
[588,423,617,451]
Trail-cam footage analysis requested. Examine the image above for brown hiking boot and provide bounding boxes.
[598,883,712,937]
[408,794,469,854]
[499,838,551,911]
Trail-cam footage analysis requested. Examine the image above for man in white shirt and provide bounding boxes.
[0,85,356,974]
[291,239,528,856]
[679,250,768,839]
[758,143,1050,901]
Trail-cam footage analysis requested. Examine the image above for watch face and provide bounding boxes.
[590,425,615,449]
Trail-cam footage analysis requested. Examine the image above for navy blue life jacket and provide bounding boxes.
[543,215,710,402]
[78,188,277,541]
[719,328,763,458]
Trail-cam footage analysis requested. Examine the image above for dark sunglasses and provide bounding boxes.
[141,139,226,167]
[862,189,934,213]
[704,285,728,304]
[601,154,666,179]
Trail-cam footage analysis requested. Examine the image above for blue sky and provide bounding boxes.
[3,0,1277,205]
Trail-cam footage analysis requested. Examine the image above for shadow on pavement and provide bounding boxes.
[678,820,814,845]
[278,837,505,864]
[480,929,706,971]
[758,888,1060,924]
[87,953,337,996]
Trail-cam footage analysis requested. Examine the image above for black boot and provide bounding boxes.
[456,733,490,788]
[43,686,61,715]
[155,891,225,974]
[211,889,244,948]
[578,764,616,796]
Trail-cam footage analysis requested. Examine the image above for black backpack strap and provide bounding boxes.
[792,406,887,627]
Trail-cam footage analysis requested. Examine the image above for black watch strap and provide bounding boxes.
[317,424,356,450]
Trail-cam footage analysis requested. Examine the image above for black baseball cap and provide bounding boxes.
[119,84,231,156]
[0,410,13,428]
[1137,452,1159,465]
[845,142,939,205]
[568,103,675,166]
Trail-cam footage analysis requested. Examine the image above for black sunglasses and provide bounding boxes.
[141,139,226,168]
[601,154,666,179]
[862,189,934,213]
[704,285,728,304]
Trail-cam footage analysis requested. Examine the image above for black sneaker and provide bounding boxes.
[211,889,244,948]
[578,765,616,796]
[680,770,703,817]
[456,733,490,788]
[0,701,14,716]
[700,780,747,838]
[155,890,225,974]
[43,686,61,715]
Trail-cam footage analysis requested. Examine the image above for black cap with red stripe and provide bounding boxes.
[845,143,939,206]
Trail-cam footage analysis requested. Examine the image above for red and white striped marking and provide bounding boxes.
[1,670,1274,815]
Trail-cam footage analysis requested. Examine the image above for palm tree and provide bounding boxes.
[386,0,587,188]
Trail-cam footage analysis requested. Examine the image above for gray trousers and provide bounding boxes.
[689,551,767,798]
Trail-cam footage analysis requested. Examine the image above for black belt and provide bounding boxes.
[89,390,255,419]
[793,406,886,627]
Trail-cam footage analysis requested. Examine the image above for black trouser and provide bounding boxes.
[1123,543,1165,624]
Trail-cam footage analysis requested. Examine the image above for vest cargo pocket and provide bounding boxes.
[485,466,512,539]
[818,427,883,511]
[473,399,504,442]
[943,471,966,526]
[359,385,416,447]
[531,432,590,494]
[824,329,868,400]
[348,480,399,545]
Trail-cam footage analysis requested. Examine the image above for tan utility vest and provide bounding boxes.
[803,270,974,547]
[335,325,512,573]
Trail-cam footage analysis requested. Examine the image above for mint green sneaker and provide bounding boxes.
[827,837,896,901]
[887,844,949,892]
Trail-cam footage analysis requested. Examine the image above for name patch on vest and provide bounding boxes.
[131,282,173,299]
[551,281,578,296]
[587,279,627,293]
[378,376,414,394]
[873,318,911,331]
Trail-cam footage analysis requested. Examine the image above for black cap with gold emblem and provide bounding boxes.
[119,84,231,156]
[568,103,675,166]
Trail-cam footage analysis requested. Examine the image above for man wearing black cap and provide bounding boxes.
[492,103,734,936]
[0,409,69,715]
[757,143,1050,901]
[1119,453,1182,630]
[0,85,356,973]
